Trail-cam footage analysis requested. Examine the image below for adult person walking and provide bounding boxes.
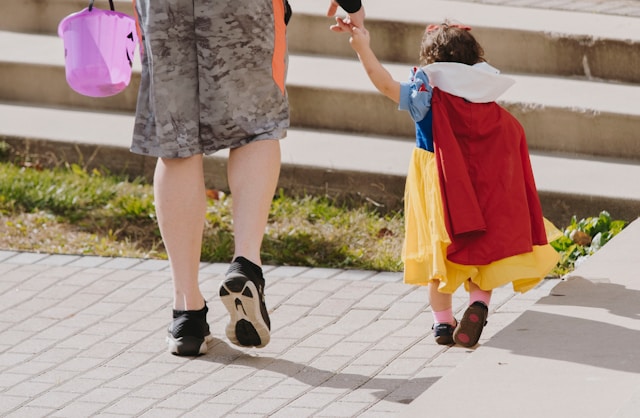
[130,0,366,356]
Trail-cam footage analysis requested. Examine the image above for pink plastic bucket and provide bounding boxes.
[58,0,138,97]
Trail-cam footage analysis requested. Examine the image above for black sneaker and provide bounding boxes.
[219,257,271,348]
[166,303,213,356]
[432,319,457,346]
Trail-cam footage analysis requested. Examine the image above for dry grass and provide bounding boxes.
[0,211,161,258]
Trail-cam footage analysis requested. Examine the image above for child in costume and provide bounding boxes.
[346,21,560,347]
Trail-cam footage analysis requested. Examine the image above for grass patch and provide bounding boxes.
[0,162,403,271]
[0,160,628,274]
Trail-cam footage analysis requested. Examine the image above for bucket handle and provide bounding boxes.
[88,0,115,12]
[84,0,137,68]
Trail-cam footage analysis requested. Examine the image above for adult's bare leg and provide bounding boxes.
[154,155,207,311]
[227,140,281,265]
[219,139,280,348]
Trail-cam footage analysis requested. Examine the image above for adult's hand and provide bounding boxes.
[327,0,340,19]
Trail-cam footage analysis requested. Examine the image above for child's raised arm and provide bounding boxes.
[349,27,401,104]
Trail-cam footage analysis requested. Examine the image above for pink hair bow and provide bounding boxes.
[426,23,472,32]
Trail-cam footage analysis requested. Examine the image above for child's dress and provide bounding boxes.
[399,62,560,294]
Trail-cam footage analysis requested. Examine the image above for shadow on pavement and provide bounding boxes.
[197,339,441,404]
[542,276,640,320]
[485,276,640,373]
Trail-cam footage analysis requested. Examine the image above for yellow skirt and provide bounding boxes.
[402,148,561,294]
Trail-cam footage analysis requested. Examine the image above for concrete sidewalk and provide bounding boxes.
[0,219,638,417]
[0,249,555,417]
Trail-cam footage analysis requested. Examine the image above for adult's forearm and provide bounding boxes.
[336,0,362,13]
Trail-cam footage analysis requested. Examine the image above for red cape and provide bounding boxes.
[431,88,548,265]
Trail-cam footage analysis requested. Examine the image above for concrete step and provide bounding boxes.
[290,0,640,83]
[2,31,640,161]
[289,55,640,162]
[1,102,639,224]
[3,0,640,83]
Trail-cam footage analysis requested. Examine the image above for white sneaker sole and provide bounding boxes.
[219,278,270,348]
[166,333,213,356]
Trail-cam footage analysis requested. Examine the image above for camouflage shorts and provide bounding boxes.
[131,0,290,158]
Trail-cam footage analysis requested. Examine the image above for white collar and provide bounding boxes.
[422,62,515,103]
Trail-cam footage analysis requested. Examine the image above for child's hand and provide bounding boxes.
[349,26,371,53]
[331,15,352,33]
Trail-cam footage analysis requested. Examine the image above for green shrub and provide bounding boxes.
[550,211,628,276]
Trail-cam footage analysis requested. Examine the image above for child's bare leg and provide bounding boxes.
[468,280,492,307]
[429,280,456,345]
[429,280,454,323]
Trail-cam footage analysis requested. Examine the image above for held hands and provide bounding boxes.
[327,0,365,32]
[325,1,369,53]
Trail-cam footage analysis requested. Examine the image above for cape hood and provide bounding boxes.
[422,62,515,103]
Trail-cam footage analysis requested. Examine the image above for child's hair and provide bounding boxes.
[419,20,485,66]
